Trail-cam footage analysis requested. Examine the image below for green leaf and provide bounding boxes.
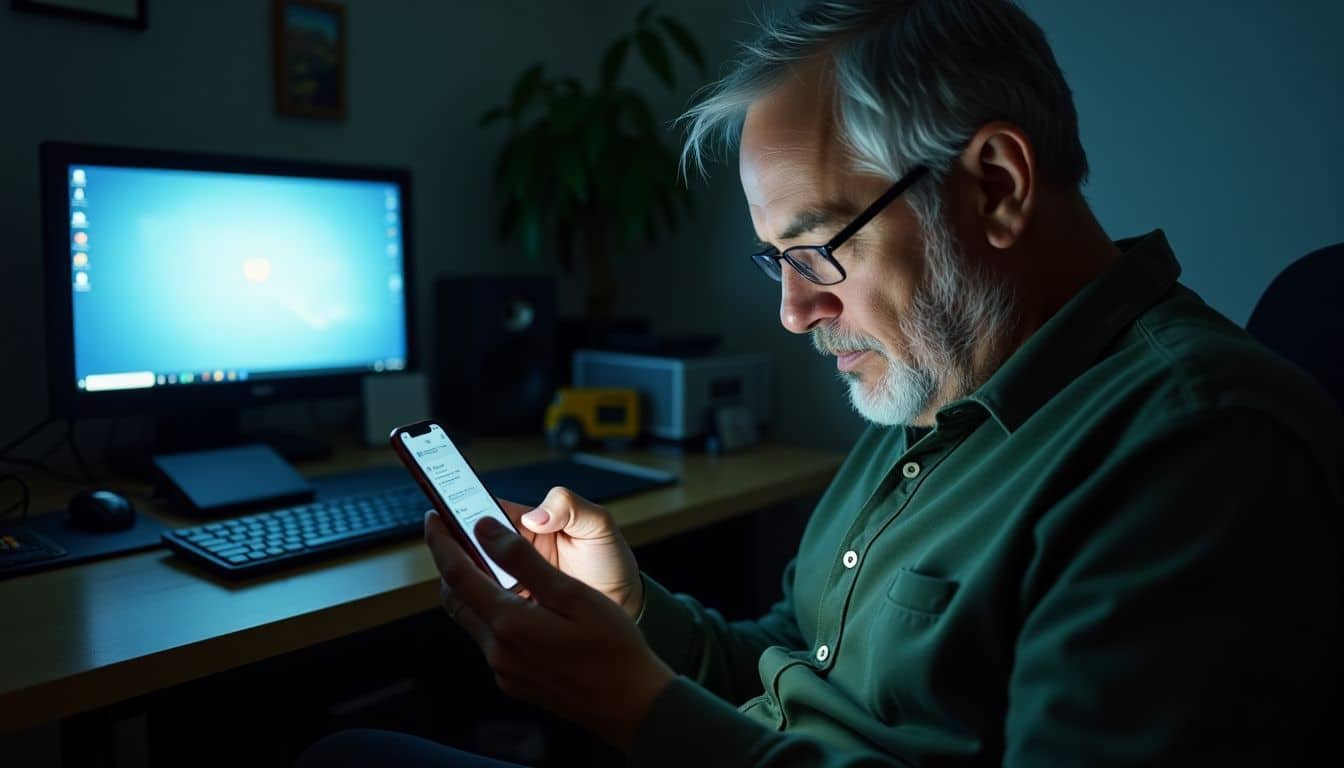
[555,145,588,203]
[635,3,655,28]
[635,29,675,89]
[658,17,706,75]
[548,93,586,133]
[498,131,541,198]
[520,206,542,260]
[478,107,506,127]
[510,64,546,114]
[497,198,520,240]
[600,37,630,88]
[618,90,659,137]
[582,113,608,165]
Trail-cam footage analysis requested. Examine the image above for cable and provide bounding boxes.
[0,456,84,484]
[1,474,31,520]
[67,418,93,483]
[0,417,56,460]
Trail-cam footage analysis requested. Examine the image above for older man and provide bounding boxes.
[304,1,1342,766]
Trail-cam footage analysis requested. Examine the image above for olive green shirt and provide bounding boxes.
[631,231,1344,766]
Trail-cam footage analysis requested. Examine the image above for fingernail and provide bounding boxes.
[523,507,549,526]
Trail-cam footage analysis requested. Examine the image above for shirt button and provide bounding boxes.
[842,550,858,568]
[902,461,921,479]
[816,644,829,662]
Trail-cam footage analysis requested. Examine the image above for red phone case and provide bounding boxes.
[389,419,523,591]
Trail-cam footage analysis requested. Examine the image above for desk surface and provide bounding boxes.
[0,438,842,734]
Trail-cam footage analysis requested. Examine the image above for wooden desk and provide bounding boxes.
[0,439,842,734]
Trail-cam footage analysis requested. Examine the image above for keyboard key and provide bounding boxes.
[166,483,429,576]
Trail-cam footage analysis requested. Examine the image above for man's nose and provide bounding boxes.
[779,266,841,334]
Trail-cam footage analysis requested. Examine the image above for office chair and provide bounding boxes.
[1247,242,1344,764]
[1245,243,1344,409]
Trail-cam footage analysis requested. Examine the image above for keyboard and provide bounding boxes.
[162,484,429,577]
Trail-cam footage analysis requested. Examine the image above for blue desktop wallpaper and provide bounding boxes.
[69,165,407,383]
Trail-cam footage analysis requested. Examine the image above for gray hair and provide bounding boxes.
[679,0,1088,223]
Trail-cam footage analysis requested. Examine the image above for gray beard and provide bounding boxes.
[811,211,1018,427]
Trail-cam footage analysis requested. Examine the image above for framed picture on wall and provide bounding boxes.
[11,0,146,29]
[272,0,346,120]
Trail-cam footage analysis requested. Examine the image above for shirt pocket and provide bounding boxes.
[884,568,959,624]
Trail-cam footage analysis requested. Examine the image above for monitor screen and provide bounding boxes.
[42,143,414,415]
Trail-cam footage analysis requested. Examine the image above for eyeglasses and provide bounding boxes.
[751,165,929,286]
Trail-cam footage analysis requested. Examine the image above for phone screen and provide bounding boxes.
[401,424,518,590]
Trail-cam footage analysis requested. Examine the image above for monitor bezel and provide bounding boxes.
[40,141,417,418]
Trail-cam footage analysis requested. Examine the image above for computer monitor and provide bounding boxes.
[40,142,415,433]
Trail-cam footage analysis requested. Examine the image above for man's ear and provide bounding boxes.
[957,121,1036,250]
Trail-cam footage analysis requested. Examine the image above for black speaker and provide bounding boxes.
[433,276,556,436]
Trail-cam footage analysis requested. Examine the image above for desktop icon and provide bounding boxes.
[157,375,166,385]
[72,169,86,186]
[182,373,194,383]
[239,371,248,381]
[388,274,403,292]
[168,374,178,384]
[385,212,398,224]
[73,272,89,290]
[373,360,385,372]
[386,243,398,257]
[73,231,88,246]
[213,370,224,382]
[386,227,398,239]
[72,252,88,268]
[73,187,85,201]
[385,195,398,211]
[227,370,237,381]
[71,211,88,228]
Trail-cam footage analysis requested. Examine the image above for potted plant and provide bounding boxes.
[480,4,706,317]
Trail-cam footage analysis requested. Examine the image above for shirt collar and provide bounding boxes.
[956,229,1182,434]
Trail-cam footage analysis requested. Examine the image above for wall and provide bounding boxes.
[0,0,745,457]
[3,0,1342,457]
[616,0,1344,451]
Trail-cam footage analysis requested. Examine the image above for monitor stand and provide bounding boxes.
[109,407,332,481]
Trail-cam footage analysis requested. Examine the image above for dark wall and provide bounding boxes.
[0,0,768,455]
[5,0,1340,458]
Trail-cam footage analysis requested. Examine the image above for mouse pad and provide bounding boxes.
[0,510,165,580]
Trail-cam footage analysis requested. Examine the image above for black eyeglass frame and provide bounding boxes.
[752,165,929,285]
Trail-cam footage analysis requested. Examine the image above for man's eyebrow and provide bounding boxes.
[777,201,858,242]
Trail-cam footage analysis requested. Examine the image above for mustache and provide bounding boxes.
[810,323,886,357]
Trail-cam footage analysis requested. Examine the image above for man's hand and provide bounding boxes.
[497,487,644,619]
[425,510,674,750]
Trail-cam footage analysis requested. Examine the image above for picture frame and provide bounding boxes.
[11,0,147,29]
[272,0,346,121]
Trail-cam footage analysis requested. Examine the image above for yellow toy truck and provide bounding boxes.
[544,387,641,451]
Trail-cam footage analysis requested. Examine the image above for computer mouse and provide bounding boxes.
[67,490,136,532]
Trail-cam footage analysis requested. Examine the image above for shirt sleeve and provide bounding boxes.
[1005,407,1343,765]
[637,558,806,704]
[628,676,912,768]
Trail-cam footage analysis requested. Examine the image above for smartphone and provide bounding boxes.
[390,419,522,592]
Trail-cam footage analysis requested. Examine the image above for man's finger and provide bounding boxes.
[474,517,588,616]
[440,580,492,650]
[494,499,540,543]
[425,511,513,617]
[518,486,612,540]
